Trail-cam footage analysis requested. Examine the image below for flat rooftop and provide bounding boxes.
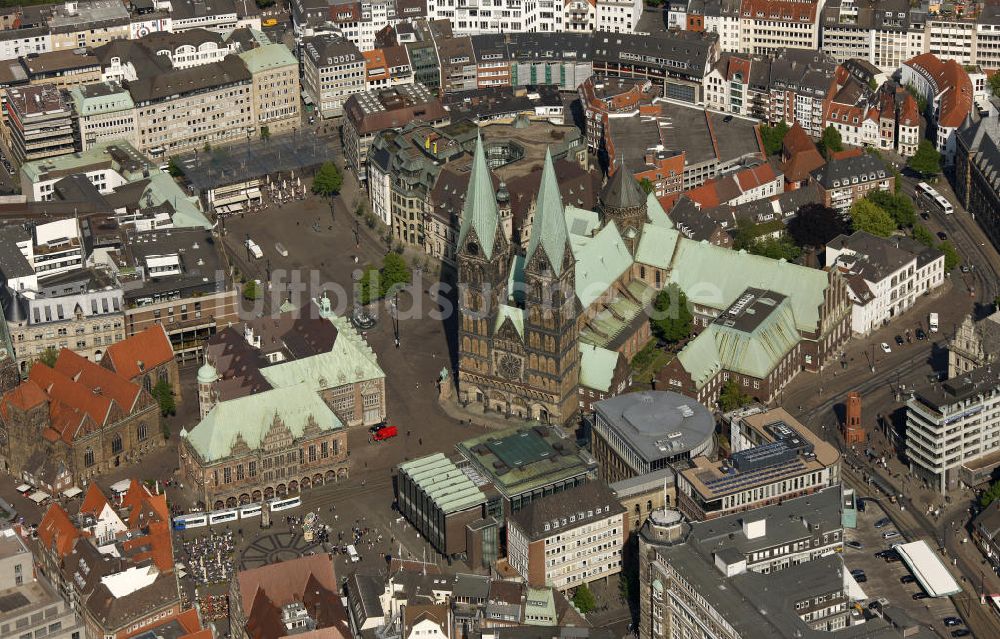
[594,391,715,463]
[713,288,788,334]
[682,408,839,499]
[658,103,762,167]
[457,426,595,500]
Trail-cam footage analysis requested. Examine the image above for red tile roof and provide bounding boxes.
[734,163,778,190]
[904,53,973,129]
[37,503,81,558]
[740,0,818,22]
[80,483,112,517]
[103,325,174,381]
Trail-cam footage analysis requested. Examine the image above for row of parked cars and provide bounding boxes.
[0,149,13,176]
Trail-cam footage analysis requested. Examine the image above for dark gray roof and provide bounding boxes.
[509,481,624,541]
[827,231,932,282]
[303,34,364,67]
[140,28,225,52]
[593,390,715,464]
[0,227,33,283]
[125,54,250,103]
[1,287,28,323]
[974,501,1000,539]
[473,628,615,639]
[600,161,646,210]
[813,153,889,188]
[591,30,716,79]
[912,361,1000,410]
[452,573,490,600]
[443,85,562,121]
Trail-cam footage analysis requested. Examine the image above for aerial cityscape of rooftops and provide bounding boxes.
[6,0,1000,639]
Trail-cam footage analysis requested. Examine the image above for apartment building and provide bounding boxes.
[738,0,822,55]
[0,26,51,61]
[812,151,893,210]
[139,28,236,68]
[20,49,102,90]
[675,408,841,520]
[901,53,973,165]
[2,270,125,373]
[343,83,449,181]
[37,0,131,51]
[169,0,261,33]
[820,0,926,72]
[3,84,75,166]
[595,0,643,33]
[507,481,627,590]
[907,364,1000,494]
[15,217,87,280]
[704,49,836,137]
[826,231,945,336]
[239,43,301,136]
[0,528,85,639]
[436,35,478,93]
[130,55,254,157]
[303,35,365,119]
[69,81,139,151]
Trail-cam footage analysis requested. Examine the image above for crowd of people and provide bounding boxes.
[199,594,230,622]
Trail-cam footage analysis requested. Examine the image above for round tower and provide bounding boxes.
[600,160,648,254]
[197,361,219,419]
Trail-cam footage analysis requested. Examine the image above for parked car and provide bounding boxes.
[952,629,970,637]
[912,592,928,600]
[846,540,864,550]
[916,328,927,341]
[881,342,892,353]
[938,231,948,240]
[882,530,900,540]
[943,617,963,627]
[900,575,916,584]
[850,568,865,576]
[895,334,905,346]
[370,424,398,441]
[855,574,868,583]
[874,517,892,528]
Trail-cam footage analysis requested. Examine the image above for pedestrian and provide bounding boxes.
[418,438,423,446]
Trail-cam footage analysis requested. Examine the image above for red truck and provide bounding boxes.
[371,425,398,441]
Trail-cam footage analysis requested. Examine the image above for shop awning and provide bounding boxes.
[110,479,131,493]
[246,188,262,201]
[62,487,82,498]
[28,491,50,504]
[15,484,31,493]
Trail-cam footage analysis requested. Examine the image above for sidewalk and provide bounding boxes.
[437,379,539,432]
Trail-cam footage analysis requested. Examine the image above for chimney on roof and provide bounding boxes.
[137,361,144,372]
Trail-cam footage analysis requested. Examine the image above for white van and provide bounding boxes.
[929,312,939,333]
[347,544,360,563]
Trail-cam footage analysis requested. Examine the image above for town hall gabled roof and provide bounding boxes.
[183,383,343,463]
[525,148,570,274]
[456,134,501,259]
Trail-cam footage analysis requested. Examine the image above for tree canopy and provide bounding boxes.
[650,284,693,344]
[850,199,895,237]
[866,190,916,228]
[166,157,184,178]
[312,161,343,196]
[152,379,176,417]
[760,121,790,156]
[358,253,413,304]
[787,203,849,248]
[937,240,960,271]
[819,126,844,158]
[639,177,655,194]
[907,140,942,177]
[719,380,752,412]
[982,479,1000,507]
[35,347,58,369]
[991,73,1000,99]
[912,223,935,247]
[572,585,597,613]
[242,280,262,300]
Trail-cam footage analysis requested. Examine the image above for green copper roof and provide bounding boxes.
[634,225,681,269]
[523,588,557,626]
[185,383,343,462]
[70,82,134,116]
[570,221,632,309]
[398,453,486,514]
[456,134,500,259]
[677,295,800,389]
[578,343,619,393]
[668,243,828,333]
[238,42,296,74]
[564,205,601,237]
[645,191,673,229]
[525,148,570,274]
[260,313,385,390]
[495,304,525,337]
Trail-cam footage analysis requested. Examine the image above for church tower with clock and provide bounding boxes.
[456,140,580,425]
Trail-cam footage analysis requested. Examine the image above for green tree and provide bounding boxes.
[650,284,693,344]
[166,157,184,177]
[819,125,844,158]
[203,142,212,153]
[907,140,942,177]
[937,240,960,271]
[358,265,379,305]
[991,73,1000,98]
[35,347,58,369]
[639,177,655,194]
[981,479,1000,507]
[760,121,790,156]
[912,223,935,247]
[312,161,343,196]
[866,190,916,228]
[380,252,412,297]
[747,236,801,261]
[572,584,597,613]
[242,280,262,300]
[718,380,752,412]
[850,199,895,237]
[868,78,878,91]
[260,125,271,141]
[151,379,176,417]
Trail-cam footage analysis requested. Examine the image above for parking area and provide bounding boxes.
[843,498,965,636]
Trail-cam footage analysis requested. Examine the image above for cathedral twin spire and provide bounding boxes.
[457,134,570,271]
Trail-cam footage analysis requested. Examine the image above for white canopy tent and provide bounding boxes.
[28,491,50,504]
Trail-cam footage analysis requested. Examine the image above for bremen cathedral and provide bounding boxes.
[455,134,853,427]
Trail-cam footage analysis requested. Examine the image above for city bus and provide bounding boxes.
[916,182,954,214]
[172,513,208,530]
[268,495,302,512]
